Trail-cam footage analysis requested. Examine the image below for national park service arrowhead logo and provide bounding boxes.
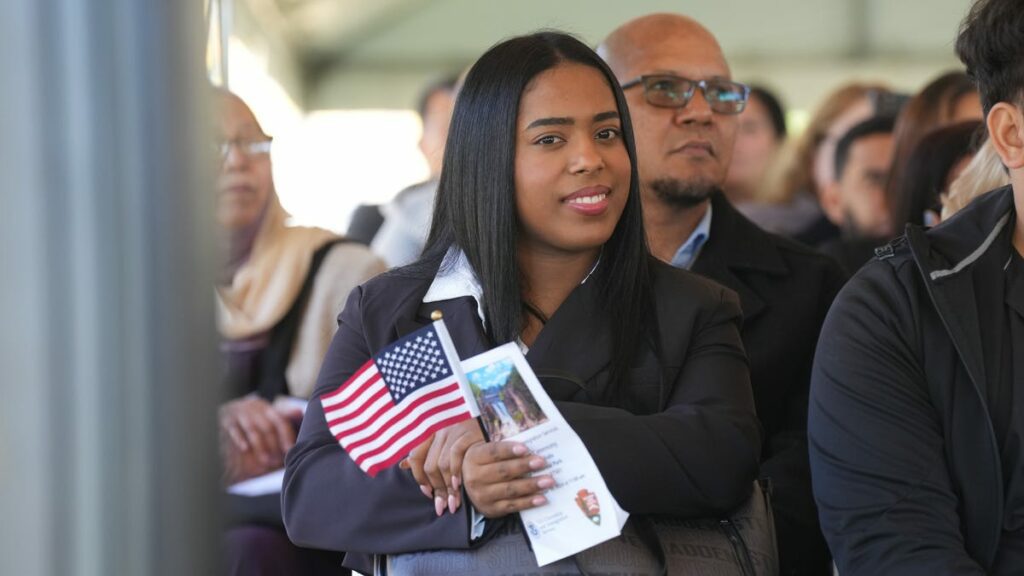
[575,489,601,525]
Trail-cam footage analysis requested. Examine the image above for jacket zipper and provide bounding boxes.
[719,519,756,576]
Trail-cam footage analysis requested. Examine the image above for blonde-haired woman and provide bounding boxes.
[942,138,1011,220]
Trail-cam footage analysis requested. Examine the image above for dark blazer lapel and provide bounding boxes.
[526,279,613,397]
[393,296,493,361]
[692,249,767,321]
[392,282,612,401]
[691,194,787,324]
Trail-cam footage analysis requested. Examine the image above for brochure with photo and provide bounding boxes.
[460,343,627,566]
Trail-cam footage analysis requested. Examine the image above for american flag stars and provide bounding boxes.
[375,329,451,403]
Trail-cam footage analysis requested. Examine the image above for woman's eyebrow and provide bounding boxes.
[526,117,573,129]
[526,111,619,130]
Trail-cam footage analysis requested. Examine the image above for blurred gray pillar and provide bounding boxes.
[1,0,221,575]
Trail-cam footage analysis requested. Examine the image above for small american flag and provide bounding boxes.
[321,320,475,477]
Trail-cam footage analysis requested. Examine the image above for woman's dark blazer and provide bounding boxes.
[282,257,761,570]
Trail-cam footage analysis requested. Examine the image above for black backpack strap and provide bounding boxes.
[256,239,352,400]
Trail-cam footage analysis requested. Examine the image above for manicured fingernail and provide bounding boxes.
[537,477,555,489]
[528,457,545,470]
[512,444,528,456]
[531,496,548,507]
[448,494,458,514]
[435,496,445,517]
[451,476,460,491]
[420,485,433,499]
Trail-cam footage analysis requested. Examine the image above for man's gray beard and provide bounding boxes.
[649,178,718,208]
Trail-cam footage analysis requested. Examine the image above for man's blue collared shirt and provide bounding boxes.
[669,204,713,270]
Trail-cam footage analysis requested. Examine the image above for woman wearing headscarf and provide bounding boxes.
[215,89,386,575]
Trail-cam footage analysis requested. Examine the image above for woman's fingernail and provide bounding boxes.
[435,496,445,517]
[448,494,458,514]
[512,444,528,456]
[537,477,555,489]
[528,457,546,470]
[451,475,461,491]
[420,485,433,499]
[531,496,548,507]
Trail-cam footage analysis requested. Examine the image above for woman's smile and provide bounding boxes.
[563,185,612,215]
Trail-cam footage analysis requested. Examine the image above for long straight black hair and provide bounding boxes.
[406,31,653,397]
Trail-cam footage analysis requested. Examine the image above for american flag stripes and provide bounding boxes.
[320,320,475,477]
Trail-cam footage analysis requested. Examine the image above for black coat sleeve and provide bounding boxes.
[808,261,986,575]
[559,285,762,517]
[759,255,846,575]
[281,286,472,556]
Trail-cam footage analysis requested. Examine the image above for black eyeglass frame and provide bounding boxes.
[621,74,751,115]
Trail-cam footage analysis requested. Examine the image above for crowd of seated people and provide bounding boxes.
[208,0,1024,573]
[753,81,889,243]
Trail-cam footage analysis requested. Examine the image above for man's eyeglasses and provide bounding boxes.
[217,137,273,160]
[622,75,750,115]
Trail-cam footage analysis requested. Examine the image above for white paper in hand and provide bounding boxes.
[459,343,627,566]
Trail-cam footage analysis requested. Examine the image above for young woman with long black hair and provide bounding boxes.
[283,31,760,573]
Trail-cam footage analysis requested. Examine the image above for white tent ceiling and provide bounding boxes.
[232,0,973,110]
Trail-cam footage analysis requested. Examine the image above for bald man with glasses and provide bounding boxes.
[600,14,846,576]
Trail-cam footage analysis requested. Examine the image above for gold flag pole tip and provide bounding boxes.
[430,310,443,321]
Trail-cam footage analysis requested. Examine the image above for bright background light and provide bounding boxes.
[272,110,429,232]
[226,37,430,233]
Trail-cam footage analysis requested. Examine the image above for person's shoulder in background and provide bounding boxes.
[287,241,386,399]
[371,180,439,268]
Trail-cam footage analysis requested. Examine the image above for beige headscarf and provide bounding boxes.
[216,193,338,340]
